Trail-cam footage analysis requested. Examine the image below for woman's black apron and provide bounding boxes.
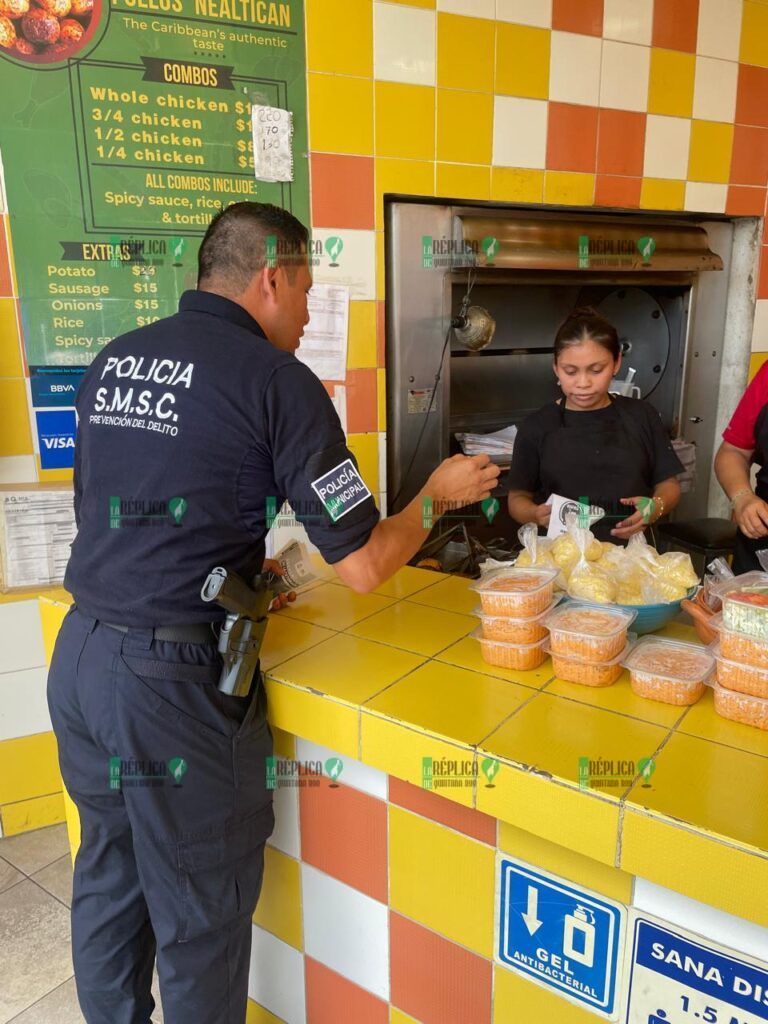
[538,397,653,542]
[732,402,768,573]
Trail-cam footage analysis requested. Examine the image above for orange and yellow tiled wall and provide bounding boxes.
[3,0,768,835]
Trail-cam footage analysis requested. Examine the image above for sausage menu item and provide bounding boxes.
[623,637,714,706]
[712,644,768,699]
[474,597,561,644]
[544,603,636,662]
[471,629,548,671]
[471,568,558,617]
[713,682,768,731]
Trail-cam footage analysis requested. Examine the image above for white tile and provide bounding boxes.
[437,0,494,16]
[692,56,739,123]
[495,0,551,27]
[684,181,728,214]
[0,457,37,484]
[377,431,387,501]
[0,667,52,742]
[249,925,306,1024]
[492,95,547,168]
[311,229,376,301]
[267,775,301,859]
[697,0,743,61]
[374,3,436,86]
[643,115,692,180]
[301,864,389,1000]
[634,878,768,963]
[549,31,602,106]
[753,300,768,353]
[0,601,46,672]
[296,738,388,800]
[603,0,652,45]
[600,40,650,112]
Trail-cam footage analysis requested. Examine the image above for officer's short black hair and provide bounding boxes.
[197,202,309,290]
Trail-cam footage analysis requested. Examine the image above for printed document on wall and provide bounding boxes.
[296,284,349,383]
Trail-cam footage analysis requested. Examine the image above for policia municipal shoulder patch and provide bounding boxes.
[310,457,372,523]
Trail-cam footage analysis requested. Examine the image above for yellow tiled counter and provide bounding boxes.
[41,568,768,928]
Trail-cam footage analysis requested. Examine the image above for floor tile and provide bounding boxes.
[347,603,475,657]
[363,662,531,747]
[31,853,73,907]
[0,879,73,1021]
[0,855,24,894]
[0,822,69,875]
[435,636,554,689]
[8,976,83,1024]
[278,583,395,632]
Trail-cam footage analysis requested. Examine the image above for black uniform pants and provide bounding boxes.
[46,606,274,1024]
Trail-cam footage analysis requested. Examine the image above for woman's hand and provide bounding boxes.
[611,496,655,539]
[263,558,297,611]
[733,491,768,540]
[533,503,552,528]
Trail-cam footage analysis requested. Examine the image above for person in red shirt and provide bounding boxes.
[715,361,768,572]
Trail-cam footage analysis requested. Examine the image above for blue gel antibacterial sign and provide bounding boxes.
[627,916,768,1024]
[497,858,625,1019]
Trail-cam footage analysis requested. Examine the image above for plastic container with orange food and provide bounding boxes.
[711,642,768,699]
[545,640,631,687]
[711,680,768,730]
[473,596,562,644]
[710,572,768,641]
[623,637,714,706]
[471,567,558,618]
[708,613,768,670]
[544,602,637,662]
[471,629,548,671]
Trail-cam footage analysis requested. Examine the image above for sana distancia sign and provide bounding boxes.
[0,0,308,372]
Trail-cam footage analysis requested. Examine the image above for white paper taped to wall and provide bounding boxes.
[251,105,294,182]
[295,283,350,382]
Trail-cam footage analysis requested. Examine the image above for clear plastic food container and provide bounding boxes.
[471,628,549,671]
[711,681,768,731]
[471,567,558,618]
[544,602,637,663]
[711,642,768,699]
[623,637,714,706]
[708,613,768,669]
[545,639,632,687]
[710,572,768,641]
[473,596,562,644]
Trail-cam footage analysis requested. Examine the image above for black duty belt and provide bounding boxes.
[103,621,217,644]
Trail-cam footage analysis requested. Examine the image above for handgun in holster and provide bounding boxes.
[200,566,276,697]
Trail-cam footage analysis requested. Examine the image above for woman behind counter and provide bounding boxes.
[507,307,683,543]
[714,361,768,572]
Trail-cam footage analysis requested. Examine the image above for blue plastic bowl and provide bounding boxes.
[614,587,698,635]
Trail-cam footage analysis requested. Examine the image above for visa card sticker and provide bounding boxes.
[311,458,371,523]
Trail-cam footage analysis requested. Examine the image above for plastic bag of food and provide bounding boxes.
[566,514,617,605]
[654,551,698,591]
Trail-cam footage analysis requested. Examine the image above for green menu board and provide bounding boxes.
[0,0,308,370]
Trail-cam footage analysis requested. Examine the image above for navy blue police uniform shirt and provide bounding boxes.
[64,290,380,626]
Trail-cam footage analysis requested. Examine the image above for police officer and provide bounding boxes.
[47,201,499,1024]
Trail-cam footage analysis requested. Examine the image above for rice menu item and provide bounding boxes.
[471,567,558,617]
[471,629,548,671]
[712,682,768,731]
[544,603,636,662]
[712,643,768,699]
[623,637,714,706]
